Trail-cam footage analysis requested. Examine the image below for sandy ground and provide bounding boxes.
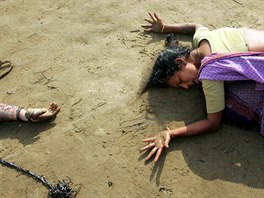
[0,0,264,197]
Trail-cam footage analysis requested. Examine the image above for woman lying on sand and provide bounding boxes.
[140,13,264,162]
[141,43,264,162]
[0,102,60,122]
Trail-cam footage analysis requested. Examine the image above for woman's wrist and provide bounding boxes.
[168,127,185,138]
[161,24,166,33]
[166,127,174,138]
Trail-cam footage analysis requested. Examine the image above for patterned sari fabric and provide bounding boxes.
[198,52,264,135]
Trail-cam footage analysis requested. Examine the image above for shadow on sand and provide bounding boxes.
[141,86,264,189]
[0,121,57,145]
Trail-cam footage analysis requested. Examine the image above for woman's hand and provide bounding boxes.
[140,128,172,162]
[142,13,164,33]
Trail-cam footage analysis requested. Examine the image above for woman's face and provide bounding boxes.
[166,62,198,89]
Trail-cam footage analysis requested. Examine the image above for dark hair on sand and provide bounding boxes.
[141,34,191,94]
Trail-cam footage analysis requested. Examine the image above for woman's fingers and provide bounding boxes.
[148,12,155,21]
[145,147,158,162]
[142,137,156,142]
[154,148,163,162]
[144,28,152,33]
[144,18,153,24]
[142,13,164,33]
[154,13,161,22]
[141,24,152,32]
[140,142,155,152]
[141,130,171,162]
[141,24,152,28]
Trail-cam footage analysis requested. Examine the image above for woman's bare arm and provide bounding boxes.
[244,28,264,52]
[170,111,223,137]
[142,13,204,35]
[141,111,223,162]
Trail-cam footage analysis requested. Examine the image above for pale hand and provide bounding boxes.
[141,13,164,33]
[140,130,172,162]
[27,102,60,122]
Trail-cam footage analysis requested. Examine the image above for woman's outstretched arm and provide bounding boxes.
[170,111,223,136]
[142,12,205,35]
[140,111,223,162]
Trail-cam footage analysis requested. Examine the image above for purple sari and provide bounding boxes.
[198,52,264,135]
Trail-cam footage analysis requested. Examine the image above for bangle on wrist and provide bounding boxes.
[16,108,29,122]
[161,24,165,33]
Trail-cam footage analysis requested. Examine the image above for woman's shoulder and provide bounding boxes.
[193,27,210,47]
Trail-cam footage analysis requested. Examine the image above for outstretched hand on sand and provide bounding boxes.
[142,12,164,33]
[26,102,60,122]
[140,129,172,162]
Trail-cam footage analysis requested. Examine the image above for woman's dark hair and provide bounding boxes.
[141,34,191,94]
